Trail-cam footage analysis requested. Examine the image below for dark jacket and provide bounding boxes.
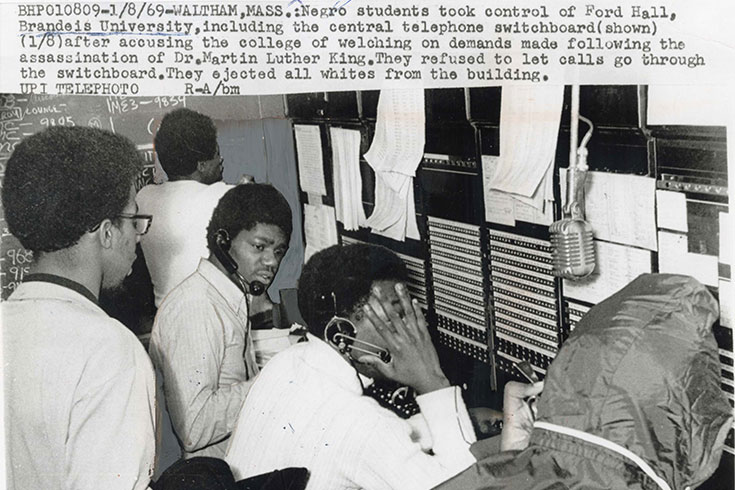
[437,274,732,490]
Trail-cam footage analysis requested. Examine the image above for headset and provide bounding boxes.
[213,229,266,296]
[323,292,391,363]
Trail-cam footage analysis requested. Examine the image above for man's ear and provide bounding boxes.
[95,219,115,249]
[196,159,208,173]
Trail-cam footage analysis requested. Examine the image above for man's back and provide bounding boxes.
[137,180,231,306]
[226,336,476,490]
[3,281,156,490]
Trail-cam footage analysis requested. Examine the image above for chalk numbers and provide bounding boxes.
[39,115,75,127]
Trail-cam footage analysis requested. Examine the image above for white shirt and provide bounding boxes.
[225,335,477,490]
[149,258,259,459]
[137,180,232,306]
[3,278,156,490]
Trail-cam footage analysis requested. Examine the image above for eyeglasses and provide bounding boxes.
[205,153,224,167]
[191,143,224,167]
[116,213,153,235]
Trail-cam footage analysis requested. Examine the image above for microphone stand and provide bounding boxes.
[550,85,596,279]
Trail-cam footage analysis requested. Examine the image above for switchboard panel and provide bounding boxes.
[715,324,734,455]
[488,227,561,379]
[564,300,592,333]
[427,217,489,364]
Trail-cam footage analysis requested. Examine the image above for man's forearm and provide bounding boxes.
[170,377,255,452]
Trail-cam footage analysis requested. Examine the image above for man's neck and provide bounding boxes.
[31,251,101,299]
[167,171,205,183]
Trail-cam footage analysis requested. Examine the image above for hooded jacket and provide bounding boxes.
[437,274,732,490]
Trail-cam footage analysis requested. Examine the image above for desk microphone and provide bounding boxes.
[213,229,266,296]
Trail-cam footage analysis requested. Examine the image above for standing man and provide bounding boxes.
[137,107,231,307]
[149,184,292,459]
[2,126,157,490]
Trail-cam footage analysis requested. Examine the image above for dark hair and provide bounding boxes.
[297,243,409,338]
[154,108,217,177]
[2,126,142,253]
[206,184,293,252]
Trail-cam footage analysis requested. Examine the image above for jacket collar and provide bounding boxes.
[8,278,103,313]
[298,333,373,393]
[533,421,671,490]
[23,273,99,304]
[196,258,248,314]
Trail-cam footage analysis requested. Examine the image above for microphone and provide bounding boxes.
[550,214,595,279]
[233,272,266,296]
[333,332,392,363]
[550,104,596,280]
[213,229,266,296]
[551,158,596,279]
[324,316,392,363]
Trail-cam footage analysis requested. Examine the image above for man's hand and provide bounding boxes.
[360,283,450,395]
[468,407,504,438]
[500,381,544,451]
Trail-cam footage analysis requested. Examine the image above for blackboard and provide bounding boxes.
[0,93,285,298]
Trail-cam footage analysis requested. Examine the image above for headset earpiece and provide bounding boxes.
[324,317,356,354]
[322,294,391,363]
[215,229,231,251]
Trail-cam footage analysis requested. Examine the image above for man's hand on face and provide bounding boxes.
[500,380,544,451]
[360,283,450,395]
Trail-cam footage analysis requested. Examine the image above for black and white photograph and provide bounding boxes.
[1,1,733,489]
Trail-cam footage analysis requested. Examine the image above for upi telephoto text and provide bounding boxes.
[1,1,731,96]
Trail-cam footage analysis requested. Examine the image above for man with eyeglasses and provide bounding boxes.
[2,126,157,490]
[137,107,232,308]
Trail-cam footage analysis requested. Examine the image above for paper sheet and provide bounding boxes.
[514,199,554,226]
[367,173,420,241]
[303,203,339,263]
[294,124,327,196]
[364,89,425,176]
[720,280,733,328]
[483,155,554,226]
[658,231,719,287]
[656,190,688,232]
[483,156,514,225]
[720,212,731,266]
[330,127,366,231]
[490,85,564,197]
[580,171,657,251]
[513,162,555,222]
[648,85,731,126]
[563,240,652,304]
[364,89,425,241]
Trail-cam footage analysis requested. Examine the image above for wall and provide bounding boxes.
[284,87,732,475]
[0,93,288,300]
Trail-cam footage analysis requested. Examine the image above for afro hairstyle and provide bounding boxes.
[2,126,142,253]
[206,183,293,252]
[297,243,409,339]
[154,108,217,177]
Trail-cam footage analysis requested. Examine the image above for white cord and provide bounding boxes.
[534,421,672,490]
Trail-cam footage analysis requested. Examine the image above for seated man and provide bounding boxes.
[149,184,292,459]
[2,126,156,489]
[226,243,528,489]
[437,274,733,490]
